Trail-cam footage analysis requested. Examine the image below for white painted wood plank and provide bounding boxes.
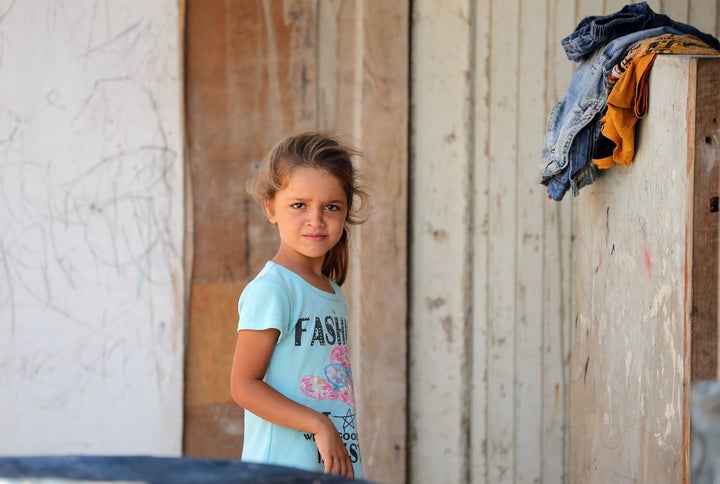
[548,0,577,100]
[690,0,718,35]
[486,0,520,481]
[543,2,576,482]
[542,201,573,484]
[516,0,553,480]
[471,0,491,479]
[659,0,690,23]
[605,0,630,15]
[574,0,598,21]
[0,0,184,455]
[410,1,472,483]
[646,0,663,13]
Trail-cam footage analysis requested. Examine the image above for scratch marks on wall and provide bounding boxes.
[0,0,183,455]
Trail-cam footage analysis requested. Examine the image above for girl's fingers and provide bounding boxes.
[323,453,353,478]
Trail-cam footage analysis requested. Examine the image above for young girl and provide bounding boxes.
[231,131,367,479]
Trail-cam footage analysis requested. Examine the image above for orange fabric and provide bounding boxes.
[595,34,720,170]
[594,53,657,169]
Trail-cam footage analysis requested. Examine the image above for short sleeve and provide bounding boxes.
[237,277,292,340]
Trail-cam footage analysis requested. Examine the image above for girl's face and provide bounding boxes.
[265,166,348,266]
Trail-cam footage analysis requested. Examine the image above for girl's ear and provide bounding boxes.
[264,198,277,223]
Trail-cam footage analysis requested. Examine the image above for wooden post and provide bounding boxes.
[570,55,720,483]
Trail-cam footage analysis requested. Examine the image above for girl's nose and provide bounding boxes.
[307,208,325,227]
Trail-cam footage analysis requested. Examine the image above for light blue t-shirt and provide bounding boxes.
[237,261,363,477]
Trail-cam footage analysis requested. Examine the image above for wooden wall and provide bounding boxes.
[183,1,720,483]
[183,2,407,483]
[409,1,720,484]
[410,0,572,481]
[4,0,719,480]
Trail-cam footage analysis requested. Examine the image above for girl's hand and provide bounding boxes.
[231,330,355,478]
[314,417,354,478]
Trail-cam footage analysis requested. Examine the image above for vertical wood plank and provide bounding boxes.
[646,0,664,13]
[317,0,357,132]
[690,58,720,381]
[690,0,717,35]
[659,0,690,23]
[604,0,630,15]
[334,2,409,483]
[184,0,318,457]
[548,0,577,99]
[516,0,551,481]
[410,1,472,483]
[543,2,576,481]
[471,0,491,480]
[486,0,520,481]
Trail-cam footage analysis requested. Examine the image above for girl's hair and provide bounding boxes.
[248,131,368,285]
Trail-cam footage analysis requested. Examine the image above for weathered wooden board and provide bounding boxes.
[184,0,317,458]
[410,0,473,482]
[570,56,720,484]
[320,3,409,483]
[690,58,720,381]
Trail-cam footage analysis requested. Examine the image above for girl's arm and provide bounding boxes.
[230,329,354,478]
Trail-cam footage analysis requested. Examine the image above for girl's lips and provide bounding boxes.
[303,234,326,241]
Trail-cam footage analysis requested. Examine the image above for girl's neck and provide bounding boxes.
[271,252,333,293]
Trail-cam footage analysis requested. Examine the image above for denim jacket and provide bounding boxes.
[540,3,720,201]
[562,2,719,62]
[540,26,690,200]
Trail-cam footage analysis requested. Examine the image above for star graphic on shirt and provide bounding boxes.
[333,408,356,432]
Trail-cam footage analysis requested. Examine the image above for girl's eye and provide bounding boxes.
[325,204,340,211]
[291,202,305,209]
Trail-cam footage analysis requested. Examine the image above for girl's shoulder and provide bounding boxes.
[242,262,292,296]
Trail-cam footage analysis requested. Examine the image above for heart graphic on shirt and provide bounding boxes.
[299,346,355,408]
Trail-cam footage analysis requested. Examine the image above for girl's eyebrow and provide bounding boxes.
[285,195,346,204]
